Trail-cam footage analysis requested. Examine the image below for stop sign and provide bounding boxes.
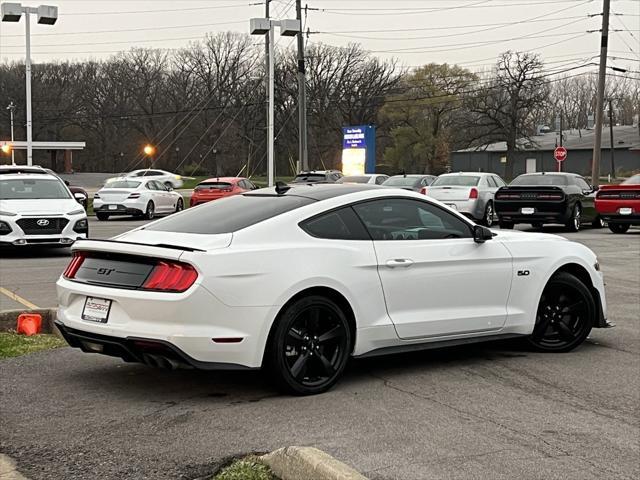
[554,146,567,162]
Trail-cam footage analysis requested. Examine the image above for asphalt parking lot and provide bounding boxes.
[0,222,638,480]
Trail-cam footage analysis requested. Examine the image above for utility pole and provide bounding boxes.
[590,0,610,187]
[265,0,270,182]
[6,101,16,164]
[559,111,563,172]
[296,0,308,172]
[608,99,615,179]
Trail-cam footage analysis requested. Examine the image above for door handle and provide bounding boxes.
[386,258,414,268]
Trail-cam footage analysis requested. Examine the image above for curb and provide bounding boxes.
[0,308,58,336]
[260,447,368,480]
[0,454,28,480]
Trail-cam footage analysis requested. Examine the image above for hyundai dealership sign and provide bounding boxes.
[341,125,376,176]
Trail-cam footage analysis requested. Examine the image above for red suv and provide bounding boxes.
[595,174,640,233]
[189,177,258,207]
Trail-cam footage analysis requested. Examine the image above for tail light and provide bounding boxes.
[142,261,198,292]
[63,252,86,278]
[420,187,428,195]
[127,193,141,199]
[469,188,478,199]
[537,193,563,200]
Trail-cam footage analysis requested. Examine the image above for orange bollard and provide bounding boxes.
[16,313,42,336]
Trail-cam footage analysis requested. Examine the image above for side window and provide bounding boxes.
[147,170,162,176]
[300,207,370,240]
[375,176,387,185]
[575,177,590,191]
[144,181,155,190]
[493,176,506,187]
[352,198,472,241]
[246,180,257,190]
[486,176,497,188]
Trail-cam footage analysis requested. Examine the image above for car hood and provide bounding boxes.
[0,198,82,215]
[491,229,567,242]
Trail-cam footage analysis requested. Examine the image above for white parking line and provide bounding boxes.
[0,287,40,310]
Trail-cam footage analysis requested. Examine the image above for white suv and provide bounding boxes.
[0,171,88,247]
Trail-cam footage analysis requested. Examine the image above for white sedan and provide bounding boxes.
[56,184,609,395]
[93,177,184,221]
[106,169,184,189]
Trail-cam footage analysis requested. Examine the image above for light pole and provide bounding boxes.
[1,3,58,166]
[250,17,300,187]
[6,102,16,164]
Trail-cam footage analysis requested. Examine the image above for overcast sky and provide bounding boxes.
[0,0,638,75]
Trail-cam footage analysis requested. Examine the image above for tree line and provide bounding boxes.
[0,32,637,176]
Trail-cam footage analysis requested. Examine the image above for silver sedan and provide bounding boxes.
[425,172,506,226]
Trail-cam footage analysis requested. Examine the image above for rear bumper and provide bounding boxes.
[495,201,571,225]
[436,199,483,220]
[55,321,253,370]
[94,204,143,216]
[600,214,640,225]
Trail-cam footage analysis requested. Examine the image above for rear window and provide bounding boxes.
[383,177,419,187]
[106,181,141,189]
[510,175,568,186]
[145,194,315,234]
[292,174,326,183]
[431,176,480,187]
[339,176,370,184]
[195,182,233,191]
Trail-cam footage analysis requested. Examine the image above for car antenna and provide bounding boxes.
[275,181,291,195]
[402,169,406,178]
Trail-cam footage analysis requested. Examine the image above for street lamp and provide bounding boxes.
[6,102,16,164]
[250,17,300,187]
[143,144,155,168]
[1,3,58,166]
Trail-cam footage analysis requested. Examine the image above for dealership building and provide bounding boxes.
[450,125,639,178]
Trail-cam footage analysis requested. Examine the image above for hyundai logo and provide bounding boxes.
[36,219,50,227]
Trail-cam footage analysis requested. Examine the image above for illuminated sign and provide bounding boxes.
[341,125,376,175]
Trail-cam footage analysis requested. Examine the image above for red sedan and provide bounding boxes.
[595,174,640,233]
[189,177,258,207]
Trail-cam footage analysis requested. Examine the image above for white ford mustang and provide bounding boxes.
[56,184,610,395]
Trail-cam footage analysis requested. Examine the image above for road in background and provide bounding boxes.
[0,228,638,480]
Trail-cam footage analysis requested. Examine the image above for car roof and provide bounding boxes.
[0,172,59,180]
[440,172,492,176]
[517,172,579,176]
[388,174,430,178]
[245,183,380,201]
[199,177,245,183]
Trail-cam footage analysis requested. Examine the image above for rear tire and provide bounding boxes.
[527,272,594,353]
[174,198,184,213]
[608,223,630,234]
[144,201,155,220]
[482,201,494,227]
[267,295,351,396]
[96,212,109,221]
[591,216,605,228]
[565,204,581,232]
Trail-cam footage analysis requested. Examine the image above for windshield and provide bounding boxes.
[0,178,71,200]
[510,175,568,186]
[105,181,141,189]
[292,174,326,183]
[146,193,314,234]
[432,176,480,187]
[383,177,420,187]
[622,175,640,185]
[195,182,233,191]
[339,176,370,184]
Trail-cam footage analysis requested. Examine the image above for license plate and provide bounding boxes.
[446,203,457,210]
[82,297,112,323]
[108,204,118,210]
[521,207,535,215]
[619,208,632,215]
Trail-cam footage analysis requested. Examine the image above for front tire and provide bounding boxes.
[267,295,351,395]
[565,204,581,232]
[527,272,595,353]
[608,223,630,234]
[174,198,184,213]
[591,216,605,228]
[144,201,155,220]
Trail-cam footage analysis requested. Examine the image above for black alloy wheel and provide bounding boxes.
[591,216,605,228]
[175,198,184,213]
[565,204,581,232]
[483,201,494,227]
[144,201,155,220]
[527,272,594,353]
[609,223,630,234]
[269,295,351,395]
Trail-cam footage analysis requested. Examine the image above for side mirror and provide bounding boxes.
[592,185,599,192]
[166,185,173,191]
[64,180,70,186]
[473,225,493,244]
